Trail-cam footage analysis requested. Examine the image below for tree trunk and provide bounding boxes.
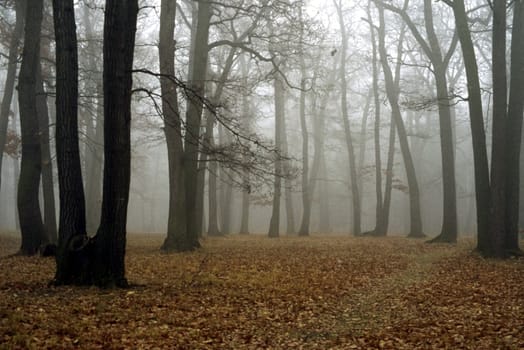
[238,55,251,235]
[92,0,138,287]
[268,76,284,238]
[158,0,189,252]
[376,3,424,238]
[297,4,310,237]
[0,0,25,195]
[52,0,88,284]
[487,0,508,257]
[183,0,211,249]
[503,1,524,254]
[336,0,361,236]
[36,63,57,243]
[281,101,295,235]
[448,0,491,254]
[17,0,47,255]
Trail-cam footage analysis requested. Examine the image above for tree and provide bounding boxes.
[52,0,87,283]
[159,0,189,251]
[92,0,139,286]
[334,0,361,236]
[375,0,425,238]
[0,0,25,195]
[53,0,139,286]
[378,0,458,243]
[182,0,211,249]
[17,0,48,255]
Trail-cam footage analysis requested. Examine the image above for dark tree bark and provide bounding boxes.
[445,0,490,254]
[17,0,47,255]
[503,0,524,254]
[92,0,138,286]
[158,0,189,251]
[0,0,25,194]
[52,0,87,284]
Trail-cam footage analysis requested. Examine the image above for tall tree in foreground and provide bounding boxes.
[92,0,138,286]
[17,0,48,255]
[52,0,87,283]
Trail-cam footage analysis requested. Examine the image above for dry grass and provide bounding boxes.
[0,234,523,349]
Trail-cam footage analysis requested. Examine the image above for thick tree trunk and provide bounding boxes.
[52,0,87,284]
[17,0,47,255]
[0,0,25,194]
[503,1,524,254]
[158,0,190,252]
[92,0,138,287]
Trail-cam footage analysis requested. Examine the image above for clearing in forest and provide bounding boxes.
[0,234,523,349]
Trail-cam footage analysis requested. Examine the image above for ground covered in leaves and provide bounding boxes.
[1,233,523,349]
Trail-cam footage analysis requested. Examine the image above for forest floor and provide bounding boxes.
[0,233,523,349]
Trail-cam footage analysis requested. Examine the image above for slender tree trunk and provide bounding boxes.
[239,55,251,235]
[281,103,295,235]
[297,4,310,237]
[183,0,211,248]
[268,76,284,238]
[367,3,383,235]
[36,63,57,243]
[335,0,361,236]
[0,0,26,195]
[448,0,490,254]
[376,3,424,238]
[17,0,47,255]
[488,0,508,257]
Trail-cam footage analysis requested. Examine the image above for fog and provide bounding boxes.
[0,0,509,239]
